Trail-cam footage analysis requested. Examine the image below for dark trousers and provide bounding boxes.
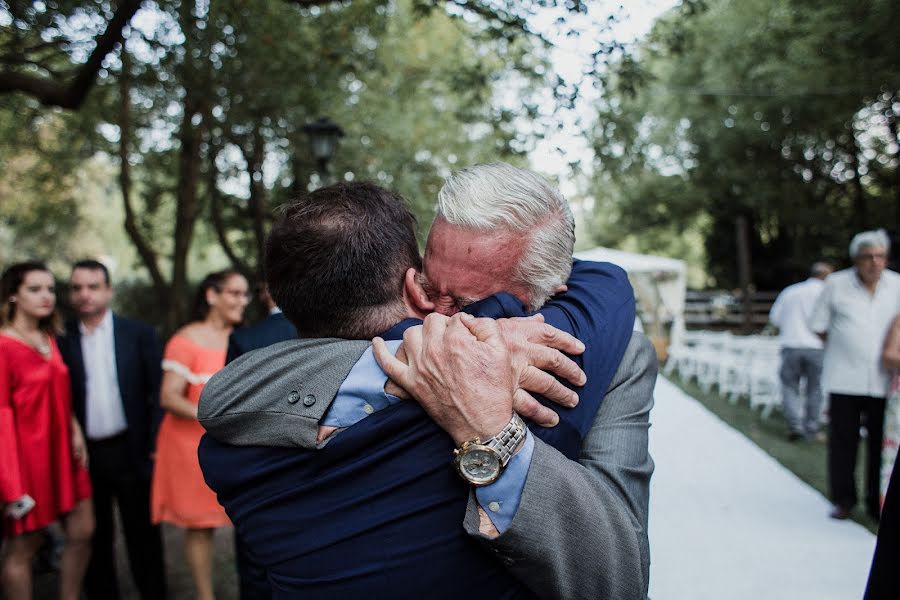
[84,434,166,600]
[828,393,886,517]
[236,531,272,600]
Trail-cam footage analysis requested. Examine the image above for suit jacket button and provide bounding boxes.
[303,394,316,407]
[287,391,300,404]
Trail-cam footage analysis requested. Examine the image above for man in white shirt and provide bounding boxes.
[770,262,833,441]
[810,230,900,521]
[57,260,166,599]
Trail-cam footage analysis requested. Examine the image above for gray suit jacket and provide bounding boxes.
[463,331,655,600]
[199,332,655,600]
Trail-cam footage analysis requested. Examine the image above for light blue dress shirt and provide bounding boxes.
[321,341,531,533]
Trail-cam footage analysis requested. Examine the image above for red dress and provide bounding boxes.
[0,334,92,537]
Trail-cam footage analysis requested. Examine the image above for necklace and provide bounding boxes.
[11,325,51,356]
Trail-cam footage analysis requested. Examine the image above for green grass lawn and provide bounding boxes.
[667,375,879,534]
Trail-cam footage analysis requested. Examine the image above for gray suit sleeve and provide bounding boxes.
[464,331,656,600]
[198,338,369,448]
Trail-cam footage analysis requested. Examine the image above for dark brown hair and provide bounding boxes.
[265,181,421,338]
[1,261,62,335]
[189,269,244,324]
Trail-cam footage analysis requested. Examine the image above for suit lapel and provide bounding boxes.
[65,321,88,424]
[112,313,127,387]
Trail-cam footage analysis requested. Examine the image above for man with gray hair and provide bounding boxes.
[422,162,576,313]
[770,261,833,441]
[811,229,900,520]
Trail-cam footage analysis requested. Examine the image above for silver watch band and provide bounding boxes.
[483,412,527,467]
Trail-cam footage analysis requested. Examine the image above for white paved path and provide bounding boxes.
[648,376,876,600]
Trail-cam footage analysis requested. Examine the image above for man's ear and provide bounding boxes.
[403,268,434,316]
[552,284,568,295]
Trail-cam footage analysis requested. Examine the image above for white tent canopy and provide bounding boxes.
[574,246,688,348]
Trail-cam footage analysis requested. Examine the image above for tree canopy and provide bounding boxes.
[590,0,900,289]
[1,0,607,326]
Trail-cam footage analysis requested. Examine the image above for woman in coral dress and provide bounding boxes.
[0,262,93,600]
[151,269,248,600]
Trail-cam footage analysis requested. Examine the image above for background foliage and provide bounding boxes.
[1,0,594,327]
[589,0,900,288]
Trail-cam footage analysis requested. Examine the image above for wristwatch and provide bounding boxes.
[453,412,527,486]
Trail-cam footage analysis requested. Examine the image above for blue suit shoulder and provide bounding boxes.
[227,312,297,363]
[113,314,158,338]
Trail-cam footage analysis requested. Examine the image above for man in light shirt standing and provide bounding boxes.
[810,230,900,521]
[770,261,833,441]
[58,260,166,599]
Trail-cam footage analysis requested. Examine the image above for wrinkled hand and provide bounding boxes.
[374,312,516,445]
[378,314,586,428]
[492,314,585,427]
[71,419,89,470]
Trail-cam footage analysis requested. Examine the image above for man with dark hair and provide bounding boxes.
[200,177,652,599]
[265,182,422,338]
[226,281,297,365]
[58,260,166,600]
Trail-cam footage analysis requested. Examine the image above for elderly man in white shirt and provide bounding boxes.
[770,261,833,441]
[810,230,900,521]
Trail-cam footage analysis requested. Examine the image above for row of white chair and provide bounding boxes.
[664,331,783,416]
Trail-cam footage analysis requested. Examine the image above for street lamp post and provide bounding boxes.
[302,117,345,181]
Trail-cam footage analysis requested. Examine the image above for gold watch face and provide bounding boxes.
[458,445,501,486]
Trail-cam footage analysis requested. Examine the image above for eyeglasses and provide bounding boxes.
[857,253,887,262]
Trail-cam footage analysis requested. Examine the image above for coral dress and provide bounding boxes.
[0,335,92,537]
[151,334,230,528]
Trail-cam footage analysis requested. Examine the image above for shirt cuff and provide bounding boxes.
[474,431,534,534]
[321,341,403,427]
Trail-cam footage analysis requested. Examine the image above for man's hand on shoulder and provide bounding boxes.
[373,313,587,442]
[493,314,585,427]
[374,313,516,444]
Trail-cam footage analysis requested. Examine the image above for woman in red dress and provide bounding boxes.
[0,262,94,600]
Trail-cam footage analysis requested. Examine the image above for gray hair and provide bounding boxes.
[436,162,575,308]
[849,229,890,258]
[810,261,833,279]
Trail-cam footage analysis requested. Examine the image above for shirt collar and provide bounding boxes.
[851,268,882,293]
[79,310,113,336]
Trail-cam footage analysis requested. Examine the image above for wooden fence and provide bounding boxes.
[684,290,779,331]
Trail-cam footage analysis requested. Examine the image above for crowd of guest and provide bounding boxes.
[0,259,256,599]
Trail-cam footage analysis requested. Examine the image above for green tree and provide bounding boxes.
[591,0,900,289]
[1,0,587,328]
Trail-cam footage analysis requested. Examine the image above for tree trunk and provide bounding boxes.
[170,97,203,329]
[167,0,207,329]
[735,215,754,334]
[118,50,170,310]
[244,124,268,272]
[207,143,249,275]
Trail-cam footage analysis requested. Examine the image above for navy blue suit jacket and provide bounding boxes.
[226,312,298,365]
[58,314,162,479]
[200,261,635,598]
